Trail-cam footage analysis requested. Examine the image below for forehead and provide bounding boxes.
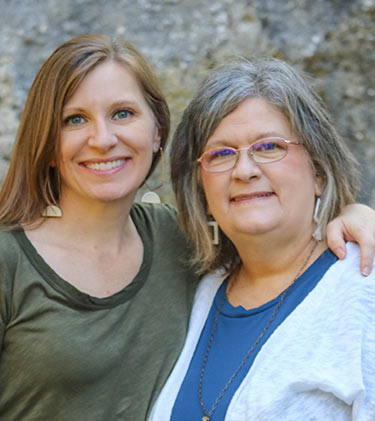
[205,97,294,147]
[65,61,148,107]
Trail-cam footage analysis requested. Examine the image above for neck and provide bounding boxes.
[32,194,136,254]
[228,233,327,309]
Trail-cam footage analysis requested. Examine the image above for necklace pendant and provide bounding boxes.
[202,417,210,421]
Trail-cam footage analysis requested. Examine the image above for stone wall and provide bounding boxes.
[0,0,374,206]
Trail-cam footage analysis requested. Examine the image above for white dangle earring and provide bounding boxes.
[141,147,164,204]
[42,204,62,217]
[312,197,322,241]
[207,220,219,245]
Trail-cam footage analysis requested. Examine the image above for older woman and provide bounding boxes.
[151,59,375,420]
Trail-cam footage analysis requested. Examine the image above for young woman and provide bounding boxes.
[151,58,375,420]
[0,34,197,420]
[0,36,373,420]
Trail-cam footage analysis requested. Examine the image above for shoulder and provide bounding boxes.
[131,202,178,227]
[131,202,193,260]
[131,202,185,245]
[321,243,375,414]
[0,231,24,324]
[318,242,374,320]
[197,270,226,294]
[325,242,374,286]
[0,230,23,265]
[0,229,18,244]
[289,243,375,340]
[192,271,226,312]
[0,230,27,286]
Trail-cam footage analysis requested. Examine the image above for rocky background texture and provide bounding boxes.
[0,0,374,206]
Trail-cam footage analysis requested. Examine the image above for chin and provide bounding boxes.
[245,227,277,236]
[87,189,133,204]
[232,217,280,235]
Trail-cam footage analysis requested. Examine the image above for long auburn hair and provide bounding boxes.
[0,33,170,230]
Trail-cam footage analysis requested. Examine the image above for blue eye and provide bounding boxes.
[113,109,133,120]
[65,115,85,126]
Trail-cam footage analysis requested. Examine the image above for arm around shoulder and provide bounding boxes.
[326,204,375,276]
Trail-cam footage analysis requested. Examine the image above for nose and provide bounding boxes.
[231,148,262,181]
[88,119,118,151]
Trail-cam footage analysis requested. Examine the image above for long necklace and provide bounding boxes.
[199,241,318,421]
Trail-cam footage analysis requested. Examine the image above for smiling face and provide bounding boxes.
[200,97,322,244]
[59,61,160,207]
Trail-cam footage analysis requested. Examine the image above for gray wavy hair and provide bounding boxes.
[170,58,359,275]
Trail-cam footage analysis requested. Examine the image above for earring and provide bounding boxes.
[141,147,164,204]
[208,220,219,245]
[312,197,322,241]
[42,205,62,218]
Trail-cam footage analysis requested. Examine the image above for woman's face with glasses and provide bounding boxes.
[200,97,322,244]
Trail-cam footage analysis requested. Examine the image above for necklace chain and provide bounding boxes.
[199,241,318,421]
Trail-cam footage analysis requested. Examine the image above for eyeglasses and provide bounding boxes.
[197,137,300,173]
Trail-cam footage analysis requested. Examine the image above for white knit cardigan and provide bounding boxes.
[150,243,375,421]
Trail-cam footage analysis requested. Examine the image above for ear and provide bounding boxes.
[314,174,324,197]
[312,165,324,197]
[152,128,162,153]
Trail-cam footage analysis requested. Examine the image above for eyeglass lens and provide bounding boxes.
[202,138,288,172]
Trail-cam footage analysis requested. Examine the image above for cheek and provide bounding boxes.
[201,172,228,214]
[284,167,318,211]
[131,124,159,151]
[280,152,316,188]
[201,173,215,200]
[59,133,79,161]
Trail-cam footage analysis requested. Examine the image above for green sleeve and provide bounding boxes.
[0,233,14,356]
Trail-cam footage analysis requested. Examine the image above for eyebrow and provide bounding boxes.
[62,99,141,116]
[253,131,285,140]
[110,99,141,109]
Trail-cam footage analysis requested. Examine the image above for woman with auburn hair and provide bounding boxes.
[151,58,375,420]
[0,34,196,420]
[0,36,374,420]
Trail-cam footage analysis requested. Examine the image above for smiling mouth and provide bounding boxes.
[232,193,274,202]
[83,159,127,171]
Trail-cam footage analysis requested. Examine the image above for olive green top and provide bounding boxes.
[0,203,197,420]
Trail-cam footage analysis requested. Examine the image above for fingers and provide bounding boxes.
[326,204,375,276]
[358,235,375,277]
[326,208,375,276]
[326,219,347,260]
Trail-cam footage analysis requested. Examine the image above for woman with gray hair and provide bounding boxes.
[150,58,375,420]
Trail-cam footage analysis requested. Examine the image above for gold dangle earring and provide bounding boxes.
[141,147,165,204]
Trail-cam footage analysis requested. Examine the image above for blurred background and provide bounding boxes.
[0,0,374,206]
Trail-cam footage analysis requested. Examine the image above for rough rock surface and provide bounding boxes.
[0,0,374,206]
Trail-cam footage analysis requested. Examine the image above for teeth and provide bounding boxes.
[85,159,125,170]
[233,193,272,201]
[254,193,272,198]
